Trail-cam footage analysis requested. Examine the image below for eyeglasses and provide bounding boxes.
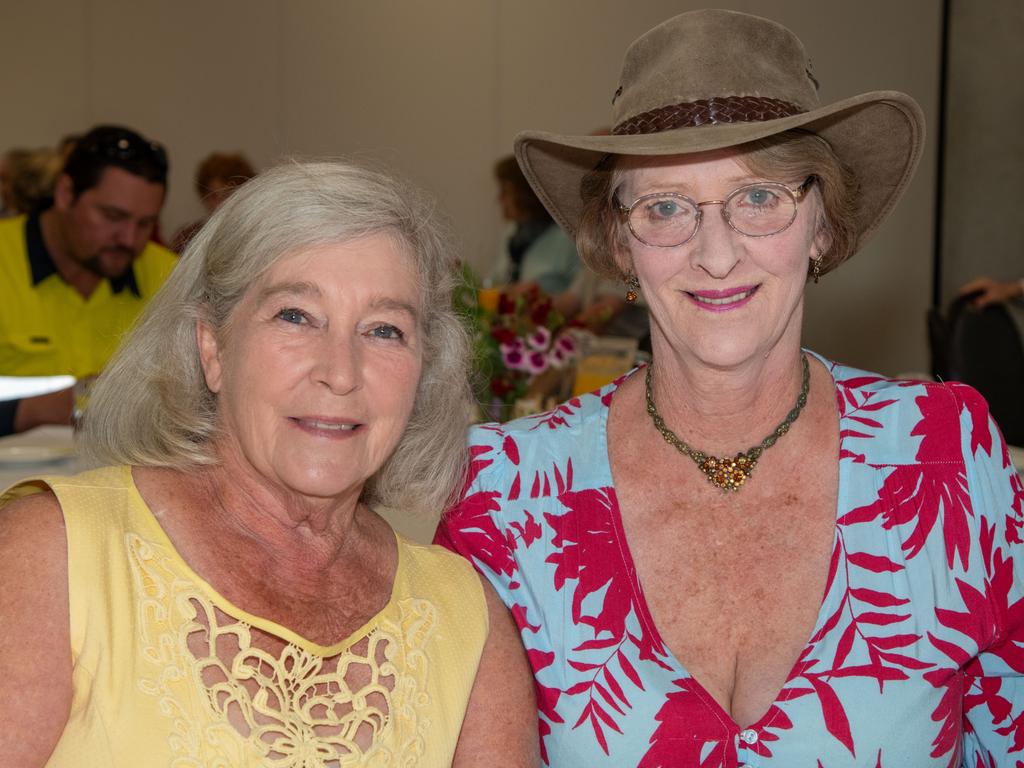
[614,177,815,248]
[79,128,168,174]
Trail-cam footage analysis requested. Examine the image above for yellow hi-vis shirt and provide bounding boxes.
[0,213,177,378]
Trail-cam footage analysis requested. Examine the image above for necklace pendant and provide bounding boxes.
[699,453,757,492]
[644,355,809,494]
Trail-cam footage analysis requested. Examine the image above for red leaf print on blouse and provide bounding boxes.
[995,711,1024,755]
[639,678,737,768]
[932,523,1024,675]
[512,603,541,633]
[437,438,520,578]
[442,486,517,578]
[509,510,544,549]
[834,532,925,677]
[840,464,972,570]
[808,676,856,756]
[846,552,905,573]
[529,649,565,765]
[545,485,670,751]
[834,376,899,462]
[913,386,971,463]
[798,630,890,757]
[798,532,926,758]
[926,543,1024,764]
[528,398,585,431]
[971,537,1024,675]
[945,382,993,458]
[840,387,977,569]
[961,679,1019,762]
[1006,469,1024,546]
[923,668,963,764]
[562,638,655,755]
[546,487,653,646]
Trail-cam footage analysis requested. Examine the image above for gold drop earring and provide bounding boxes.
[625,274,640,302]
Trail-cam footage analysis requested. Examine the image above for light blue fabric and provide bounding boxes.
[491,223,580,295]
[439,354,1024,766]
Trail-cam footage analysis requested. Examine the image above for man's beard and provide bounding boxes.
[81,246,135,279]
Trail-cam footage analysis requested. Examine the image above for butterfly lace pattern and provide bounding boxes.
[126,532,436,767]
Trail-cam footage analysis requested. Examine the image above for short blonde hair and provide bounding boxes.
[82,160,472,517]
[576,130,859,280]
[3,147,62,215]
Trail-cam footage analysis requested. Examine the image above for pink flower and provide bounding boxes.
[548,346,567,369]
[526,350,548,374]
[527,326,552,351]
[555,333,577,355]
[502,346,526,371]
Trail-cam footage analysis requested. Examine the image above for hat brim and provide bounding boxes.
[514,90,925,262]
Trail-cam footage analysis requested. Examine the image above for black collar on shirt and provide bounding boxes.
[25,211,141,297]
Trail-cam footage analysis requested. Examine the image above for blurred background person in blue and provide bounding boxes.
[490,154,579,295]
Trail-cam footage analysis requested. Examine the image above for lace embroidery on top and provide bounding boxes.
[127,531,436,767]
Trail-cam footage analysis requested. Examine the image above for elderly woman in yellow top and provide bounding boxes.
[0,161,537,766]
[438,10,1024,767]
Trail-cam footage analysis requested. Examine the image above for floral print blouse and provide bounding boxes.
[437,355,1024,767]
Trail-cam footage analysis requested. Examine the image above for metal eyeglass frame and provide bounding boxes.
[613,176,816,248]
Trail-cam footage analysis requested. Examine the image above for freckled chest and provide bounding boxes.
[608,379,839,726]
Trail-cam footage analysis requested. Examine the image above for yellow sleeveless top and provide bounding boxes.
[2,466,488,767]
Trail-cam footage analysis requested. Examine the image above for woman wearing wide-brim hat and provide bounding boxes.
[439,9,1024,766]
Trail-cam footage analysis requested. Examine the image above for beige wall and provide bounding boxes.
[1,0,941,376]
[940,0,1023,306]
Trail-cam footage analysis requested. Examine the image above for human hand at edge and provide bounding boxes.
[959,277,1024,309]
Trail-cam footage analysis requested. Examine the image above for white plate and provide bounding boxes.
[0,375,75,400]
[0,442,76,464]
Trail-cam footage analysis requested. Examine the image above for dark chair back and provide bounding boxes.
[930,294,1024,446]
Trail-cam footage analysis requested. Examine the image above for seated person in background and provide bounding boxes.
[960,276,1024,308]
[0,125,176,435]
[171,151,256,253]
[491,154,579,295]
[0,160,537,766]
[0,147,63,216]
[949,276,1024,446]
[493,155,647,339]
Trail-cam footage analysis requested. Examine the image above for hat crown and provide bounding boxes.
[612,10,820,130]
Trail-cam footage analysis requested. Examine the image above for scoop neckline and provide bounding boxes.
[596,349,846,732]
[120,464,405,657]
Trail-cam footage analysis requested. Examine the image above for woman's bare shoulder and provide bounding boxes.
[0,488,69,613]
[0,489,72,760]
[0,488,67,558]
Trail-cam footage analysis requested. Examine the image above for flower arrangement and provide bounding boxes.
[488,287,578,405]
[454,268,578,418]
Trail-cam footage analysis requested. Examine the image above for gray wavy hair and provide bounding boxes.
[81,159,472,517]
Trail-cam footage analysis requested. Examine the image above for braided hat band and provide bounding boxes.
[513,9,925,271]
[613,96,802,135]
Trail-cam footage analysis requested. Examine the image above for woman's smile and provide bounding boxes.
[685,284,760,311]
[289,416,363,438]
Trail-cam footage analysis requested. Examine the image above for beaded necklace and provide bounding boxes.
[644,355,810,491]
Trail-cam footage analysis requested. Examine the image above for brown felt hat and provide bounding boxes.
[514,9,925,266]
